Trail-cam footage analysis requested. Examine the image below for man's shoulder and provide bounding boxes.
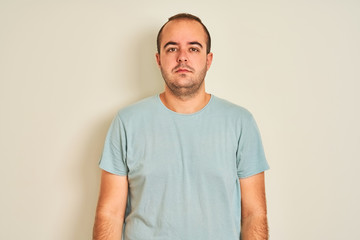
[211,95,253,118]
[116,95,159,119]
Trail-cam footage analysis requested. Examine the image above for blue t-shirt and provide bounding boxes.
[99,94,269,240]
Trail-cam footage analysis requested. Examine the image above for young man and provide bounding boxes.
[93,13,269,240]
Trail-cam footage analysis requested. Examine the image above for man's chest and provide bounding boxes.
[125,118,239,185]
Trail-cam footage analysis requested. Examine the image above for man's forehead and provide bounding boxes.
[161,19,207,42]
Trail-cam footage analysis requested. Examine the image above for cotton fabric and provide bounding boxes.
[99,94,269,240]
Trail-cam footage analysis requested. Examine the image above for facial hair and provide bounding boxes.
[160,62,208,98]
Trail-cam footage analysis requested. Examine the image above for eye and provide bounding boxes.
[190,47,199,52]
[167,47,177,52]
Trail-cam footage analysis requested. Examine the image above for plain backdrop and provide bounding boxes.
[1,0,359,239]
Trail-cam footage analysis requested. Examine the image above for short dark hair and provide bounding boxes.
[156,13,211,54]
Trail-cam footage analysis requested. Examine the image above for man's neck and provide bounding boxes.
[159,89,211,114]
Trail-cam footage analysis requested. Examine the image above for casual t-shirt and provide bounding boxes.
[99,94,269,240]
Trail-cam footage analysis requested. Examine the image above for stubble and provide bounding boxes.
[160,63,208,98]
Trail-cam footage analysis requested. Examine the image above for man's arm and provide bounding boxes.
[240,172,268,240]
[93,170,128,240]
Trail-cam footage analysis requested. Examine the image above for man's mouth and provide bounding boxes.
[176,68,191,73]
[174,65,193,73]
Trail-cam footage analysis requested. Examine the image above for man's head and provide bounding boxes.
[157,13,211,54]
[156,13,213,98]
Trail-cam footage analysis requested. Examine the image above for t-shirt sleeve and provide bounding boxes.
[99,113,128,175]
[236,113,269,178]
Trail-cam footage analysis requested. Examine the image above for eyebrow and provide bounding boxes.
[189,41,203,48]
[163,41,203,49]
[163,41,178,49]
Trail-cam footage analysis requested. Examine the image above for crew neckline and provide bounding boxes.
[156,94,214,116]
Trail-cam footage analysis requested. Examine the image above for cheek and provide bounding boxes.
[193,57,208,68]
[161,56,177,68]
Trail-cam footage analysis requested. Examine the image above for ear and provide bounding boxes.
[155,53,161,67]
[206,52,213,70]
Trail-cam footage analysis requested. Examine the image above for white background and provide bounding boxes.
[1,0,359,239]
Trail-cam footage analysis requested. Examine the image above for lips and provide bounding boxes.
[174,65,193,73]
[176,68,191,73]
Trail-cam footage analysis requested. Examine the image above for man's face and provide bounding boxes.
[156,19,213,98]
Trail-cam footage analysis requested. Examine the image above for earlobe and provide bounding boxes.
[206,52,213,70]
[155,53,161,67]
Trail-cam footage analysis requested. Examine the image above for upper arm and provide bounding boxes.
[96,170,128,218]
[239,172,267,218]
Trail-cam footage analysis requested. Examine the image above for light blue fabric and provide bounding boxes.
[99,94,269,240]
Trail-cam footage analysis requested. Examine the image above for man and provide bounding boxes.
[93,13,269,240]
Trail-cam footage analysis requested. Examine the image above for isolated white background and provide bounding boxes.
[1,0,359,239]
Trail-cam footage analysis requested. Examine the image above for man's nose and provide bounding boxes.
[177,49,188,62]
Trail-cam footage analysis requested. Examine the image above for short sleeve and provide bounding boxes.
[99,113,128,175]
[236,114,269,178]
